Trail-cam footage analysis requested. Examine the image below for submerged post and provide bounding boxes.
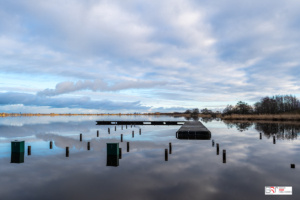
[115,126,116,131]
[80,133,82,141]
[126,125,127,129]
[97,130,99,137]
[212,140,214,147]
[108,128,110,134]
[273,136,276,144]
[122,125,123,130]
[169,143,172,154]
[121,134,123,142]
[260,133,262,140]
[165,149,168,161]
[87,142,90,150]
[217,143,219,155]
[127,142,130,152]
[291,164,295,169]
[119,148,122,159]
[66,147,69,157]
[132,131,134,138]
[28,146,31,156]
[50,141,53,149]
[223,150,226,163]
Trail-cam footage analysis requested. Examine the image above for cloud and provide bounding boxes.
[37,79,167,96]
[0,92,150,111]
[0,0,300,111]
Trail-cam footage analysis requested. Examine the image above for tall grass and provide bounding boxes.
[222,114,300,121]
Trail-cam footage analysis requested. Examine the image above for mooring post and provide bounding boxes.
[126,125,127,129]
[80,133,82,141]
[108,128,110,134]
[97,130,99,137]
[87,142,90,150]
[223,150,226,163]
[115,126,116,131]
[66,147,69,157]
[273,136,276,144]
[139,129,141,135]
[121,134,123,142]
[260,133,262,140]
[50,141,53,149]
[28,146,31,156]
[217,143,219,155]
[165,149,168,161]
[122,125,123,130]
[291,164,295,168]
[127,142,130,152]
[132,131,134,138]
[212,140,214,147]
[119,148,122,159]
[169,143,172,154]
[131,124,132,128]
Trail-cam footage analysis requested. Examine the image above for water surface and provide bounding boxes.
[0,116,299,199]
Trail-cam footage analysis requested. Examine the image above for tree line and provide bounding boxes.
[223,95,300,115]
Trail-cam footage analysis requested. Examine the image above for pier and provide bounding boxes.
[96,120,211,140]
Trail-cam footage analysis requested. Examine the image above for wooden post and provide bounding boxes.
[139,129,141,135]
[291,164,295,168]
[260,133,262,140]
[108,128,110,134]
[127,142,130,152]
[132,131,134,138]
[80,133,82,141]
[217,143,219,155]
[97,130,99,137]
[66,147,69,157]
[131,124,132,128]
[87,142,90,150]
[273,136,276,144]
[126,125,127,129]
[50,141,53,149]
[212,140,214,147]
[165,149,168,161]
[28,146,31,156]
[223,150,226,163]
[119,148,122,159]
[176,132,178,138]
[122,125,123,130]
[169,143,172,154]
[121,134,123,142]
[115,126,116,131]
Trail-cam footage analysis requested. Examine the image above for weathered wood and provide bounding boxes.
[177,121,210,135]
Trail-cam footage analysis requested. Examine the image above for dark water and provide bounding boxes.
[0,116,299,200]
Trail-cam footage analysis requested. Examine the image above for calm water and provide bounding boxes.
[0,116,299,200]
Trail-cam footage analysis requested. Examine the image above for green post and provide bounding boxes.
[107,143,119,155]
[11,141,25,153]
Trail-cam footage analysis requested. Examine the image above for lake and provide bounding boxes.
[0,116,299,199]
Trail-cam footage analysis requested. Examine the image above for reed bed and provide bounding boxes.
[221,114,300,121]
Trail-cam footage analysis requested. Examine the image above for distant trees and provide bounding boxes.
[201,108,213,114]
[223,95,300,115]
[253,95,300,114]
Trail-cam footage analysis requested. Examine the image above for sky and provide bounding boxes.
[0,0,300,113]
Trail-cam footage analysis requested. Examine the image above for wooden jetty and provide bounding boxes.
[96,120,211,140]
[96,121,185,125]
[176,121,211,140]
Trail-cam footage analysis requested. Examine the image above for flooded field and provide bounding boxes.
[0,116,299,200]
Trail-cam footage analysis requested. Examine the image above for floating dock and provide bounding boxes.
[176,121,211,140]
[96,120,211,140]
[96,121,185,125]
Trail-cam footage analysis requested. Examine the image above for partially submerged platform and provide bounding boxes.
[176,121,211,140]
[96,121,185,125]
[96,120,211,140]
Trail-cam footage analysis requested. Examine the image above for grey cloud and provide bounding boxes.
[37,79,167,96]
[0,92,150,111]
